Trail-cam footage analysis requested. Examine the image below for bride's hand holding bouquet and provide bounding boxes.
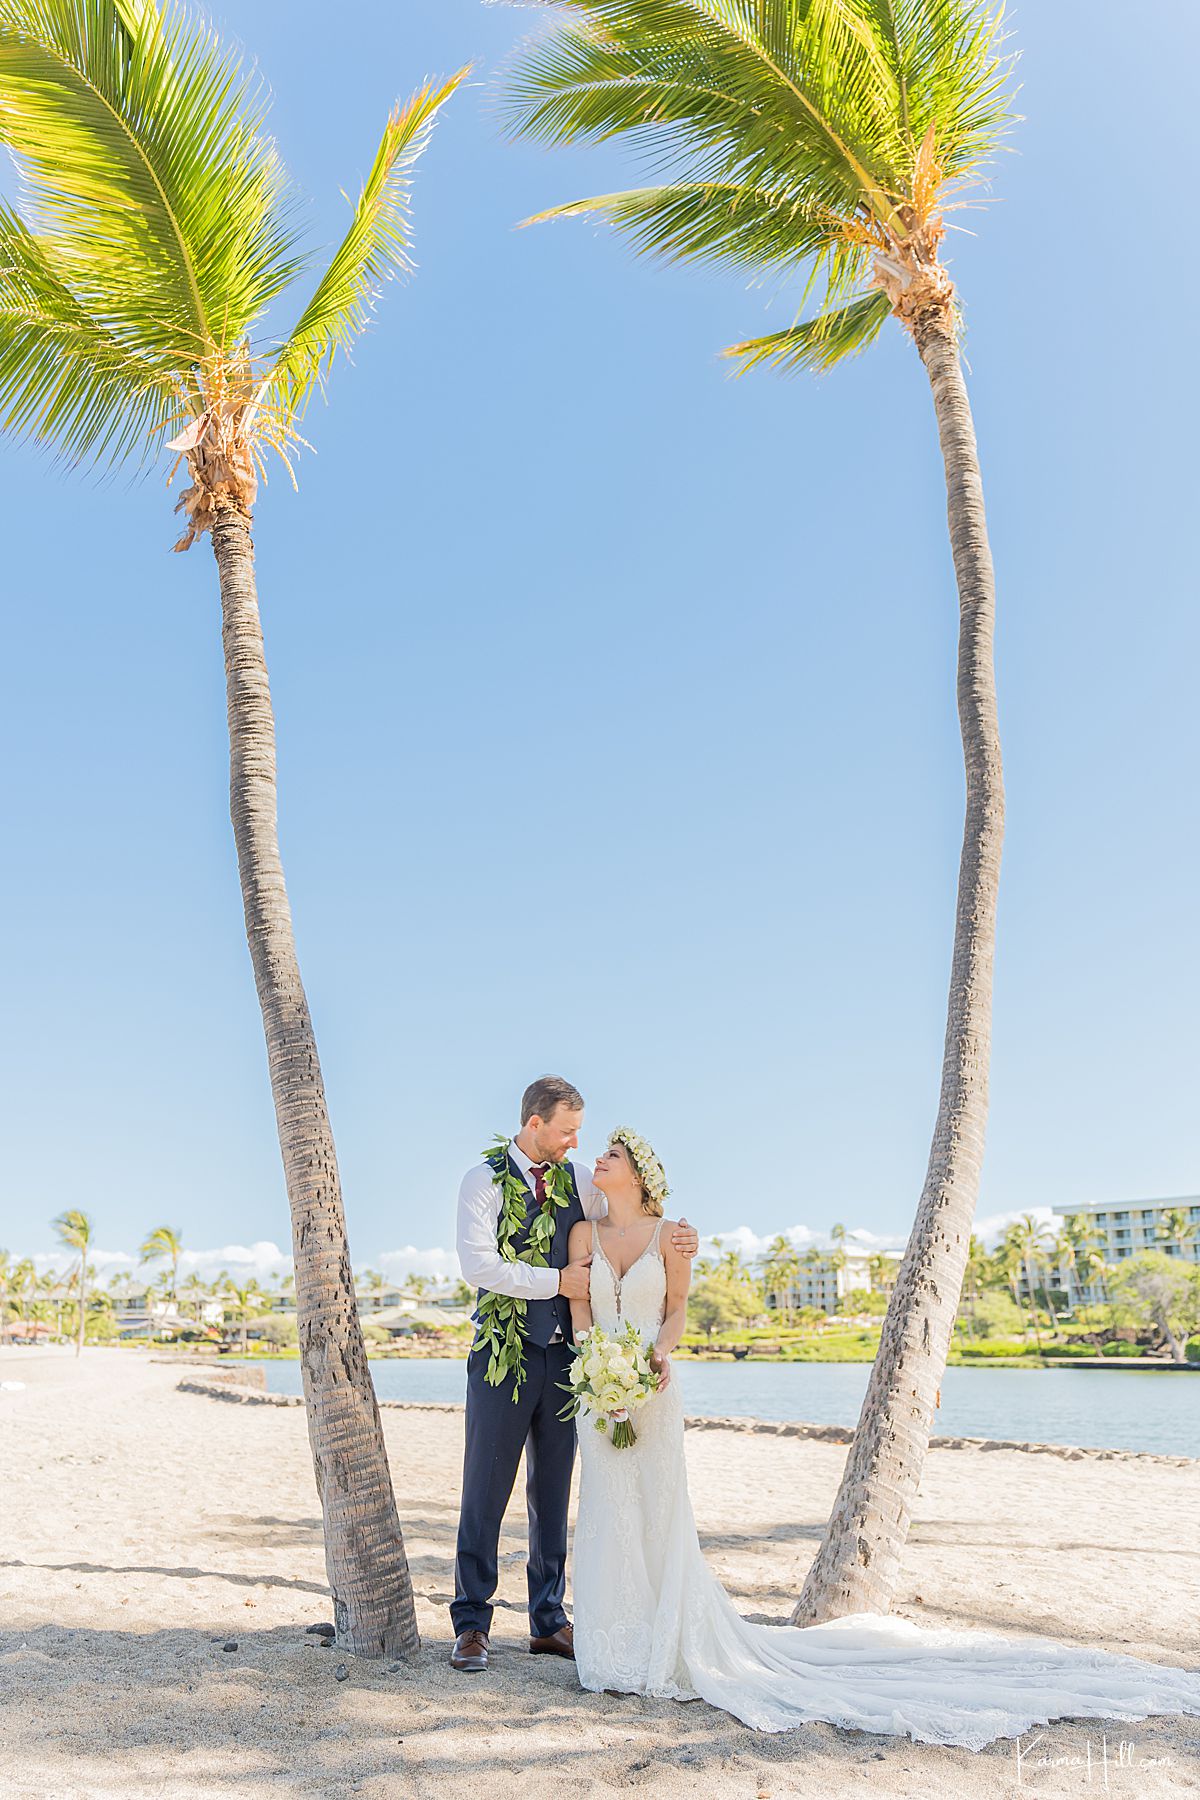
[560,1322,658,1448]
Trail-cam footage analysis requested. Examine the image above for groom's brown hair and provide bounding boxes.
[521,1075,584,1125]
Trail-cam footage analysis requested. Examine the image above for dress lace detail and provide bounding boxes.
[572,1235,1200,1748]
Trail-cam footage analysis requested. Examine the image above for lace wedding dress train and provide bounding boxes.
[571,1220,1200,1749]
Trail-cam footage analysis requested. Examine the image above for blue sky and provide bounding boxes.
[2,0,1197,1284]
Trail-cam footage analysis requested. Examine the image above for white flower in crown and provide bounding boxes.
[607,1126,671,1210]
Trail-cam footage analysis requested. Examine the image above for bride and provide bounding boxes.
[564,1128,1200,1749]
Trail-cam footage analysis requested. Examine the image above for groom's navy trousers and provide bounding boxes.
[452,1339,578,1638]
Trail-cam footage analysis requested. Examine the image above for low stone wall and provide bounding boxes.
[173,1379,1195,1464]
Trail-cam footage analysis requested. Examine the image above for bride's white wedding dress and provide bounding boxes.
[572,1219,1200,1749]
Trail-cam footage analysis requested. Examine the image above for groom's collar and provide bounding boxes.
[509,1137,537,1179]
[509,1137,568,1178]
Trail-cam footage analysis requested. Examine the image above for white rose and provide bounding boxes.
[598,1384,625,1413]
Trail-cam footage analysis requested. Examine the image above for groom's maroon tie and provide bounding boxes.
[528,1162,549,1204]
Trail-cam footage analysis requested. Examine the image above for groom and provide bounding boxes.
[450,1074,698,1672]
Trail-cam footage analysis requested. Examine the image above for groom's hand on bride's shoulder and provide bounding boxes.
[671,1218,700,1259]
[558,1256,592,1300]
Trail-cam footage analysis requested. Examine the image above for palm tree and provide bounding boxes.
[1157,1207,1200,1262]
[866,1253,892,1297]
[958,1233,988,1339]
[179,1271,210,1324]
[42,1266,68,1338]
[502,0,1013,1622]
[220,1278,267,1355]
[0,0,464,1659]
[358,1268,388,1310]
[761,1235,801,1324]
[1011,1213,1055,1351]
[1051,1228,1080,1315]
[52,1210,93,1356]
[140,1225,183,1304]
[0,1250,9,1344]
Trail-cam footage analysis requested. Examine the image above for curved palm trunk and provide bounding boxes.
[211,504,419,1659]
[794,322,1004,1624]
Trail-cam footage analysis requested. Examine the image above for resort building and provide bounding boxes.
[1047,1195,1200,1304]
[770,1247,903,1317]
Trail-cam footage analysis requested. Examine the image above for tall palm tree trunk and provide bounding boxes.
[211,502,418,1659]
[794,319,1004,1624]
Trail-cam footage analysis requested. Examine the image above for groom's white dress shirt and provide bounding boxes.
[456,1141,607,1319]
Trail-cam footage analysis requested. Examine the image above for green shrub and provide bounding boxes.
[1185,1336,1200,1364]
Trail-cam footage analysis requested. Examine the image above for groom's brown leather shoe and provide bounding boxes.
[450,1630,490,1672]
[529,1623,574,1659]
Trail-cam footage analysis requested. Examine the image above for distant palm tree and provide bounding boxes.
[52,1210,93,1356]
[1157,1208,1200,1261]
[358,1268,388,1309]
[1051,1227,1087,1316]
[761,1235,801,1324]
[959,1234,988,1339]
[866,1253,891,1297]
[40,1268,65,1339]
[502,0,1013,1626]
[0,0,464,1658]
[179,1272,210,1324]
[1011,1214,1055,1351]
[220,1278,267,1356]
[140,1225,184,1304]
[995,1227,1026,1315]
[0,1250,10,1344]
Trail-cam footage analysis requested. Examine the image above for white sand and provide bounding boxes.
[1,1348,1197,1799]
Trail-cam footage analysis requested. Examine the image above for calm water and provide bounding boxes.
[243,1358,1200,1458]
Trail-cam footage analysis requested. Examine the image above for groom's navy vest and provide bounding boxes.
[476,1154,585,1349]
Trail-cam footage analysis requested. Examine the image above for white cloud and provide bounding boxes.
[31,1247,135,1275]
[702,1223,908,1261]
[175,1242,293,1279]
[972,1205,1057,1248]
[378,1246,460,1283]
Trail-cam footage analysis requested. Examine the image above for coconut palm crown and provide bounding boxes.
[0,0,465,529]
[501,0,1011,368]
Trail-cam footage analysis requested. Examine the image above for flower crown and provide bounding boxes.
[607,1127,670,1211]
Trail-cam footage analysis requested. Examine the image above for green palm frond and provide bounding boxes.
[0,204,180,462]
[522,180,836,275]
[52,1208,93,1252]
[723,289,891,374]
[0,0,304,374]
[0,0,463,478]
[502,0,1013,372]
[266,68,469,413]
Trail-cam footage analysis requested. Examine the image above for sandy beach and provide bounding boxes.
[1,1349,1197,1799]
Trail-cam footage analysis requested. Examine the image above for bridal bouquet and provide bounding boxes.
[560,1322,658,1449]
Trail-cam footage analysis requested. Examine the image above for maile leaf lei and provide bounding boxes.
[473,1133,576,1402]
